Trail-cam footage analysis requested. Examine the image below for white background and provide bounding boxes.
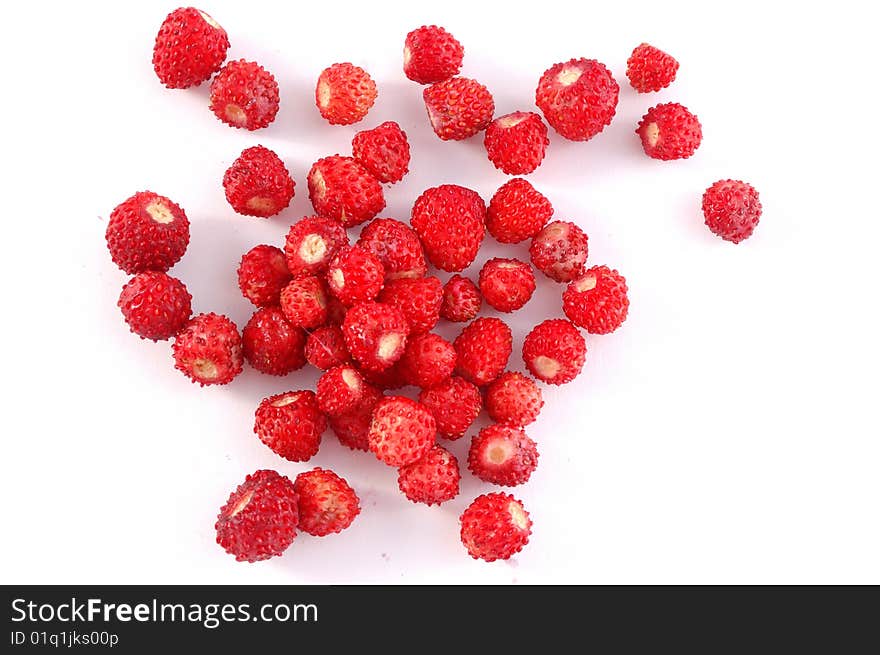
[1,0,877,584]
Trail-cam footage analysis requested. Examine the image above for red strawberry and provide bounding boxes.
[209,59,279,130]
[253,391,326,462]
[626,43,679,93]
[294,468,360,536]
[237,244,291,307]
[454,317,512,387]
[468,424,539,486]
[223,146,295,217]
[368,396,436,466]
[522,319,586,385]
[484,112,549,175]
[341,302,409,371]
[377,276,443,335]
[357,218,427,280]
[487,178,553,244]
[440,275,481,323]
[118,271,192,341]
[535,58,618,141]
[153,7,229,89]
[172,313,243,386]
[702,179,762,244]
[410,184,486,272]
[284,215,349,277]
[279,276,329,329]
[305,325,350,371]
[326,245,385,307]
[423,77,494,140]
[418,376,482,440]
[358,362,407,391]
[352,122,410,183]
[485,372,543,427]
[397,332,457,389]
[329,384,383,451]
[460,493,532,562]
[242,307,306,376]
[398,445,460,505]
[315,63,377,125]
[562,265,629,334]
[316,364,368,417]
[478,258,536,313]
[403,25,463,84]
[636,102,702,160]
[529,220,589,283]
[308,156,385,228]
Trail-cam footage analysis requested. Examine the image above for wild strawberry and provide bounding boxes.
[423,77,494,140]
[478,258,536,313]
[294,468,360,536]
[237,244,291,307]
[209,59,279,130]
[468,424,539,487]
[636,102,702,160]
[329,384,383,451]
[485,372,543,427]
[563,265,629,334]
[397,332,457,389]
[223,145,295,217]
[342,302,409,371]
[410,185,486,272]
[397,445,460,505]
[284,216,349,277]
[377,276,443,335]
[308,156,385,228]
[304,325,350,371]
[172,313,243,386]
[368,396,436,466]
[358,362,407,391]
[242,307,306,376]
[326,245,385,307]
[529,220,589,283]
[484,112,549,175]
[522,319,586,385]
[626,43,679,93]
[279,276,328,329]
[440,275,481,322]
[254,390,326,462]
[702,180,762,244]
[535,58,618,141]
[487,178,553,244]
[153,7,229,89]
[118,271,191,341]
[454,317,512,387]
[418,376,482,440]
[357,218,427,280]
[403,25,463,84]
[352,122,410,183]
[316,365,368,417]
[460,493,532,562]
[315,63,377,125]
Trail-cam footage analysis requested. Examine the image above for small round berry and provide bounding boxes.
[460,493,532,562]
[106,191,190,275]
[315,63,377,125]
[280,276,329,329]
[377,276,443,335]
[522,319,586,385]
[254,391,326,462]
[626,43,679,93]
[172,313,243,386]
[316,365,367,417]
[418,376,482,440]
[440,275,481,322]
[454,317,512,387]
[398,445,460,505]
[702,180,762,244]
[304,325,350,371]
[308,156,385,228]
[397,332,457,389]
[153,7,229,89]
[223,146,295,217]
[478,258,536,313]
[352,122,410,184]
[342,302,410,371]
[210,59,279,130]
[326,245,385,307]
[242,307,306,376]
[237,244,291,307]
[535,58,618,141]
[403,25,463,84]
[636,102,702,160]
[368,396,437,466]
[357,218,427,281]
[284,216,349,277]
[423,77,494,140]
[468,424,539,487]
[484,112,549,175]
[485,372,543,427]
[293,468,360,536]
[329,385,383,451]
[410,185,486,272]
[563,265,629,334]
[487,178,553,244]
[529,220,589,283]
[358,362,406,391]
[215,470,298,563]
[118,271,192,341]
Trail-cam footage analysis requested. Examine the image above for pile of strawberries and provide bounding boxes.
[106,8,763,564]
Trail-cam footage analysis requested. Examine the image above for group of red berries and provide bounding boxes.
[107,9,763,565]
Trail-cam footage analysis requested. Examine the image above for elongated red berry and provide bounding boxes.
[280,276,328,329]
[215,470,298,563]
[342,302,409,371]
[223,146,295,217]
[419,376,482,440]
[308,156,385,228]
[397,332,457,389]
[368,396,436,466]
[398,445,460,505]
[485,372,543,427]
[404,25,463,84]
[357,218,427,281]
[153,7,229,89]
[626,43,679,93]
[535,58,618,141]
[702,180,762,244]
[316,63,377,126]
[377,276,442,335]
[242,307,306,376]
[237,244,291,307]
[522,319,586,385]
[440,275,481,322]
[563,265,629,334]
[326,245,385,307]
[118,271,192,341]
[460,493,532,562]
[410,185,486,272]
[423,77,494,140]
[468,424,539,486]
[106,191,190,275]
[305,325,350,371]
[294,468,360,536]
[173,313,243,386]
[484,112,549,175]
[329,385,383,451]
[636,102,702,160]
[454,317,512,387]
[352,122,410,183]
[254,391,326,462]
[478,258,536,312]
[210,59,279,130]
[284,216,349,277]
[529,220,589,283]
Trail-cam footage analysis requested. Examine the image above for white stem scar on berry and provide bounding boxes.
[224,104,247,127]
[644,122,660,148]
[246,197,276,214]
[498,113,527,129]
[508,501,529,532]
[330,268,345,290]
[146,200,174,224]
[556,65,582,86]
[310,170,327,199]
[317,80,331,109]
[229,490,254,519]
[341,368,360,391]
[532,355,560,380]
[299,235,327,264]
[272,393,302,408]
[574,274,597,293]
[198,10,222,30]
[192,358,218,380]
[377,333,403,361]
[487,440,513,465]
